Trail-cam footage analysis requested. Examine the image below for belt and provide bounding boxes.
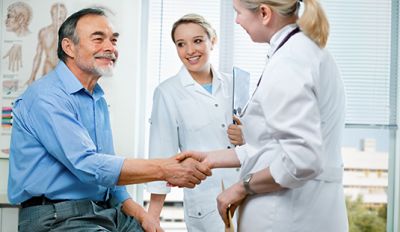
[21,196,110,209]
[21,196,66,208]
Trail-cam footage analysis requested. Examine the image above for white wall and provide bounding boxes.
[99,1,143,158]
[98,0,144,202]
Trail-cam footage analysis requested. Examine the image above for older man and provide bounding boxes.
[8,8,210,232]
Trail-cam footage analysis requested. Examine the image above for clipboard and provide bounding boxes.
[221,180,235,232]
[232,66,250,117]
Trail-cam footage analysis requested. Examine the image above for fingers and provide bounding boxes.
[174,152,189,161]
[175,151,205,162]
[227,124,244,145]
[5,44,22,72]
[232,115,242,125]
[165,158,212,188]
[217,196,230,227]
[181,158,211,181]
[194,160,212,176]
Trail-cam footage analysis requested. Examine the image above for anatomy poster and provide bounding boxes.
[0,0,124,158]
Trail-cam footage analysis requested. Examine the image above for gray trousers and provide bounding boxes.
[18,199,143,232]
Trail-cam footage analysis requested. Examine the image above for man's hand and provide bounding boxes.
[162,155,211,188]
[122,198,164,232]
[140,212,164,232]
[227,116,244,145]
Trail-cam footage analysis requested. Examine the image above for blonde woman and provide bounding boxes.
[146,14,244,231]
[179,0,349,231]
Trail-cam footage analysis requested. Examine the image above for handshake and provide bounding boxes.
[162,151,211,188]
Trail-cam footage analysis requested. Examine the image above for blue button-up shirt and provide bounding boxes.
[8,62,129,204]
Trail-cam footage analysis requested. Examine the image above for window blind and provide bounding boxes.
[224,0,395,125]
[321,0,394,125]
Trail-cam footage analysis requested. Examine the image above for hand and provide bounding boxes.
[217,182,247,228]
[176,150,210,167]
[227,116,245,145]
[2,44,22,72]
[121,198,164,232]
[140,211,164,232]
[147,210,160,225]
[163,155,211,188]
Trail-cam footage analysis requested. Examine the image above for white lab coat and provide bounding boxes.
[234,25,348,232]
[147,66,239,232]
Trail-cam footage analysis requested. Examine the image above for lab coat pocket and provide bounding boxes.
[187,204,216,219]
[177,100,211,131]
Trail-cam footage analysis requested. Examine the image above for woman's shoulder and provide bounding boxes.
[157,73,181,89]
[213,69,232,84]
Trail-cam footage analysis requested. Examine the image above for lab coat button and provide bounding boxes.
[198,212,201,216]
[227,146,231,149]
[214,103,218,107]
[221,124,225,128]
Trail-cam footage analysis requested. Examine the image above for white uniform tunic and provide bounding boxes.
[147,66,239,232]
[235,24,348,232]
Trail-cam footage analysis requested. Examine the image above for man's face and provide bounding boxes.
[71,14,119,77]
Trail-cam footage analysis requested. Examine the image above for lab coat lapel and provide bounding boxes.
[211,65,222,96]
[179,66,216,99]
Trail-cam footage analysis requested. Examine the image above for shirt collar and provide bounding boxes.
[55,61,104,99]
[268,23,297,57]
[179,65,222,87]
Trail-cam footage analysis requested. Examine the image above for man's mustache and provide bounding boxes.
[94,53,117,60]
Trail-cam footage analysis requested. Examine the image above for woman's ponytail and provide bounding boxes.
[297,0,329,48]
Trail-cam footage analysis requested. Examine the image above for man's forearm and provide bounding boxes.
[117,156,211,188]
[118,159,165,185]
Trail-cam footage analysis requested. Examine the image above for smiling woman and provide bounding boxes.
[146,13,245,232]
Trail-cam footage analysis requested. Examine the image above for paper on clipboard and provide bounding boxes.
[221,180,235,232]
[232,66,250,116]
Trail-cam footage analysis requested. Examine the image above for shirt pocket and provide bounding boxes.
[177,100,212,131]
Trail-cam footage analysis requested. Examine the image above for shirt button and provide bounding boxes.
[221,124,225,128]
[214,103,218,107]
[198,212,202,216]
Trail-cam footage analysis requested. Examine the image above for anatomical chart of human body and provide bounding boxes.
[0,0,120,158]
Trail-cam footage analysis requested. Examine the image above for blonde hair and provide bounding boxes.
[240,0,329,48]
[171,13,217,43]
